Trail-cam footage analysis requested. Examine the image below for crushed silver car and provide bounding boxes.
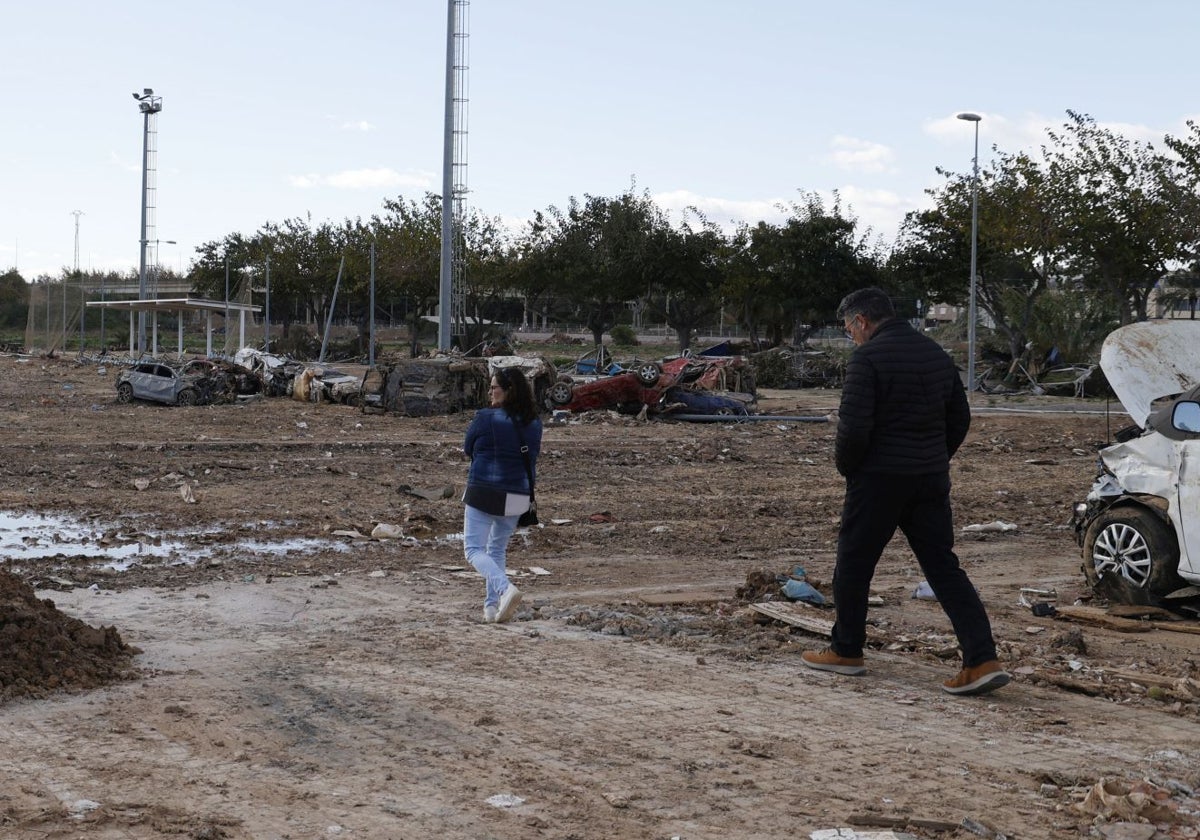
[1072,321,1200,608]
[115,361,206,406]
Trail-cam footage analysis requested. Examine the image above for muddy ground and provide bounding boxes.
[1,354,1198,840]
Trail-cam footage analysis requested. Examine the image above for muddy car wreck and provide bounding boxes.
[361,354,558,416]
[1073,320,1200,610]
[547,353,756,417]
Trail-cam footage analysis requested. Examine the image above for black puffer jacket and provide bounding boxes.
[835,318,970,477]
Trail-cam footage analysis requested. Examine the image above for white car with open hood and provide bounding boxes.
[1073,320,1200,608]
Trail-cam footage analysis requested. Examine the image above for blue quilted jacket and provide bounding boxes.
[464,408,542,494]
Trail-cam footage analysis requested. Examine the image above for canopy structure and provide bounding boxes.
[85,297,262,358]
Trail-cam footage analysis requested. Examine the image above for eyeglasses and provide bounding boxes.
[843,315,861,341]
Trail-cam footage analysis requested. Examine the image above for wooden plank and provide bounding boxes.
[1054,605,1153,633]
[1152,622,1200,636]
[1103,669,1184,690]
[750,601,887,640]
[750,602,833,635]
[1032,669,1112,697]
[1107,604,1180,620]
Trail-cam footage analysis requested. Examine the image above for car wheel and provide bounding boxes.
[176,388,198,407]
[548,381,574,406]
[1082,506,1184,603]
[634,362,662,386]
[116,382,134,404]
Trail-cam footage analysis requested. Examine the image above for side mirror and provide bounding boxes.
[1172,401,1200,433]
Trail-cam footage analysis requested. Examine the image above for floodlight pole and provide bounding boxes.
[369,240,376,368]
[956,112,982,393]
[438,0,455,351]
[133,88,162,356]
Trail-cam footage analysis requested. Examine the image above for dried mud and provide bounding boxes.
[1,354,1198,839]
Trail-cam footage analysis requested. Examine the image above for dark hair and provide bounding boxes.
[493,366,538,425]
[836,287,896,324]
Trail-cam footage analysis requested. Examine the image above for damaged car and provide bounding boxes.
[1072,320,1200,607]
[547,354,756,417]
[116,361,208,406]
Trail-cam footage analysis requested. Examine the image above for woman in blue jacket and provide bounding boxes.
[463,366,542,623]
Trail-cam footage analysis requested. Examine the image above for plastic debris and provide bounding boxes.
[781,578,827,605]
[962,520,1018,533]
[485,794,525,809]
[912,581,937,600]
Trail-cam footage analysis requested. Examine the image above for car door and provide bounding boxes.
[1178,440,1200,580]
[137,365,177,404]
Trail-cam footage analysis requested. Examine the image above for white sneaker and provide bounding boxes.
[483,605,498,623]
[496,585,523,623]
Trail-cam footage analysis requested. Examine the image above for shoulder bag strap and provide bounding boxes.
[515,421,535,502]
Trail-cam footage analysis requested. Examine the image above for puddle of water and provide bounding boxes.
[0,510,348,572]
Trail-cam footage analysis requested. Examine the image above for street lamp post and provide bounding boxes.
[151,239,176,295]
[956,111,982,393]
[133,88,162,356]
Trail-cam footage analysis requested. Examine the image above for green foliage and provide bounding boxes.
[609,324,638,346]
[0,269,28,329]
[1021,286,1119,364]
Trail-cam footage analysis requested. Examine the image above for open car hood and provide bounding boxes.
[1100,320,1200,427]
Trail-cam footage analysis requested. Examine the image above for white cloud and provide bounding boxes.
[340,120,375,132]
[288,168,435,190]
[652,189,790,228]
[826,136,896,174]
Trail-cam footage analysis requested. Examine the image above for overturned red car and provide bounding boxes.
[546,355,755,417]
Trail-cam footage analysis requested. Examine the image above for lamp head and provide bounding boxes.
[956,112,982,122]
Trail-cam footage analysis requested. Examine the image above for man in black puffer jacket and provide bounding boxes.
[801,287,1009,696]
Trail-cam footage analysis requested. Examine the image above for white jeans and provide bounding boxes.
[463,504,519,607]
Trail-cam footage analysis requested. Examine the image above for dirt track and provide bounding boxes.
[1,355,1199,839]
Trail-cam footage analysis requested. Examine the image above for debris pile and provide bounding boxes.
[0,570,139,703]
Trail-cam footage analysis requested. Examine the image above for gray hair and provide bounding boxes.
[837,287,896,324]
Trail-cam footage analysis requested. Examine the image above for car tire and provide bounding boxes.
[548,381,574,406]
[1082,505,1185,603]
[176,388,198,407]
[116,382,133,404]
[634,362,662,386]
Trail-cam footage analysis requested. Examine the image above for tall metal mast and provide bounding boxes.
[133,88,162,356]
[438,0,469,351]
[72,210,83,352]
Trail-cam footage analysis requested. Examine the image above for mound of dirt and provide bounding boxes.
[0,570,139,702]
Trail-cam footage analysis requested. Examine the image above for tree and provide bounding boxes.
[893,148,1070,369]
[719,223,777,348]
[0,269,28,330]
[1045,111,1191,324]
[533,189,665,348]
[649,211,728,352]
[759,193,879,344]
[371,193,442,356]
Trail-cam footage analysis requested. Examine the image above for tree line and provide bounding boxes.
[6,111,1200,361]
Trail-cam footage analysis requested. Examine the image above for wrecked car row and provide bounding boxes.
[114,349,375,408]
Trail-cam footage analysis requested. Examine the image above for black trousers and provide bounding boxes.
[831,471,998,667]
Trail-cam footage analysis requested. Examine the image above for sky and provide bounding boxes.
[3,0,1199,282]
